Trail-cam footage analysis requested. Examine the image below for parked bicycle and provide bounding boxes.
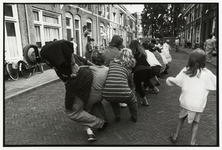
[4,60,19,81]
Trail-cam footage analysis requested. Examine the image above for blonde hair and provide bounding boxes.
[113,48,136,69]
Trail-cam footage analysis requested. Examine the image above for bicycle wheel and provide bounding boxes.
[6,63,19,81]
[18,61,33,78]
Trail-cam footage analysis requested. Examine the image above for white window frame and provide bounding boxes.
[66,12,74,39]
[74,15,82,57]
[4,4,23,61]
[33,8,62,47]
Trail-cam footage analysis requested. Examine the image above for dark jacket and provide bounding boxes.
[40,40,92,110]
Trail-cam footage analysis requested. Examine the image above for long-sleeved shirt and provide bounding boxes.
[102,61,132,98]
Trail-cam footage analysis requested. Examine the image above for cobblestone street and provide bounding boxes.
[4,47,218,147]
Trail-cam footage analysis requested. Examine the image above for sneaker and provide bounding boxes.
[88,134,97,141]
[149,87,159,94]
[131,116,137,123]
[97,121,109,131]
[119,103,127,108]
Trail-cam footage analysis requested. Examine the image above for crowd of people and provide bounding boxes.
[40,35,216,145]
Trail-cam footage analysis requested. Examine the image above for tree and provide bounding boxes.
[168,4,184,37]
[141,3,184,37]
[141,4,168,38]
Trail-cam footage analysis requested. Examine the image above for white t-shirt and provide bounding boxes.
[145,50,161,67]
[171,67,216,112]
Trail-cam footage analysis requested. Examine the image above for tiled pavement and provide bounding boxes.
[3,47,218,146]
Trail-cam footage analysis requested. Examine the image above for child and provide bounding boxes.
[102,48,138,122]
[166,48,216,145]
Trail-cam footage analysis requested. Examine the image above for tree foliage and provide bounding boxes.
[141,3,183,38]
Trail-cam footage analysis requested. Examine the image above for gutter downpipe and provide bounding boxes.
[25,4,31,44]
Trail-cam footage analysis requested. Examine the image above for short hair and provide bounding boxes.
[110,35,123,49]
[91,49,105,66]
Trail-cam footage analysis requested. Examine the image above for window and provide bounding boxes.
[4,4,22,61]
[88,5,91,11]
[33,9,61,48]
[66,12,73,41]
[33,11,39,21]
[74,15,82,56]
[4,4,13,17]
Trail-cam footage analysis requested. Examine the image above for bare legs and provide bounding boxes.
[172,116,199,145]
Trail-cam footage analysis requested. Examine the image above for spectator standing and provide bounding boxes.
[204,34,216,62]
[166,49,216,145]
[85,38,95,61]
[175,37,179,52]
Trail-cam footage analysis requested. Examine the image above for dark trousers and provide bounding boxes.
[104,92,138,119]
[143,66,161,89]
[133,69,153,98]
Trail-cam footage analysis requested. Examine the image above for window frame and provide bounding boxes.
[33,8,62,47]
[4,4,23,61]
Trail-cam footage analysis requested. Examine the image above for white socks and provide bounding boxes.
[86,128,93,135]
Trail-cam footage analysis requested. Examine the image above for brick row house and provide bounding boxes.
[4,3,137,66]
[180,3,218,49]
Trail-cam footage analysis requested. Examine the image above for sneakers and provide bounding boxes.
[149,87,159,94]
[119,103,127,108]
[131,116,137,123]
[88,134,97,141]
[97,121,109,131]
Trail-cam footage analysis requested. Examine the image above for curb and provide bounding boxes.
[5,78,60,100]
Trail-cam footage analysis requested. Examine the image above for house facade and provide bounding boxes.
[180,3,218,48]
[4,4,136,63]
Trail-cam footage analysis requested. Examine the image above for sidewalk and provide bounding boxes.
[5,69,59,100]
[4,47,217,100]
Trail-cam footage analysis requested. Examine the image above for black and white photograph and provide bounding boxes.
[3,0,219,148]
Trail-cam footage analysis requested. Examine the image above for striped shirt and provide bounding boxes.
[102,61,132,98]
